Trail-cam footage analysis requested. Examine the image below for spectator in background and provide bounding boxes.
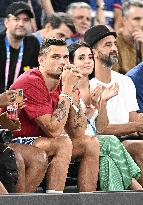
[40,0,91,15]
[113,0,143,74]
[0,0,37,33]
[39,2,93,45]
[66,2,93,44]
[89,0,122,30]
[0,1,40,94]
[39,0,122,31]
[34,13,75,45]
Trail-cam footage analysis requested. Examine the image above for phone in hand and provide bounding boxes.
[15,89,23,104]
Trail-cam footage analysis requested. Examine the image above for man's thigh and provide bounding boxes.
[123,140,143,160]
[71,135,99,159]
[33,136,72,156]
[9,143,47,165]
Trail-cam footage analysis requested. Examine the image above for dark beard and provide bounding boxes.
[14,34,25,40]
[12,33,25,40]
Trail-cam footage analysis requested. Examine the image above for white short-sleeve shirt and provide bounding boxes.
[90,71,139,124]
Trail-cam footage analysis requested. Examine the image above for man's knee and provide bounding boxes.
[123,140,143,159]
[122,140,132,148]
[81,136,100,156]
[30,149,47,170]
[123,140,143,151]
[14,150,25,173]
[11,143,47,169]
[33,136,73,159]
[35,150,47,167]
[56,137,73,156]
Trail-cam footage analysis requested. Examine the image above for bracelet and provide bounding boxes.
[60,93,79,112]
[86,104,96,110]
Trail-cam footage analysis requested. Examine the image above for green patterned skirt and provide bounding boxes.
[97,135,141,191]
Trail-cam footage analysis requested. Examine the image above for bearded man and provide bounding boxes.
[84,25,143,186]
[0,1,40,93]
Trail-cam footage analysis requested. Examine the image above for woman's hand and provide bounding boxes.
[101,82,119,101]
[90,85,102,106]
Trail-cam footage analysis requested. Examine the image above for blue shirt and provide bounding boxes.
[66,36,79,45]
[126,62,143,112]
[33,31,42,45]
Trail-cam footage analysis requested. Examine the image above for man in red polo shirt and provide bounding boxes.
[10,38,99,193]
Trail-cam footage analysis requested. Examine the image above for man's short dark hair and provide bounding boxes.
[57,12,76,34]
[43,13,76,34]
[43,14,61,28]
[39,38,67,56]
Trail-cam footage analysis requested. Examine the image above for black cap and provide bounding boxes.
[6,1,33,18]
[84,25,117,47]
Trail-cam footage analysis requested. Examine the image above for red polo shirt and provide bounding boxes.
[10,68,61,137]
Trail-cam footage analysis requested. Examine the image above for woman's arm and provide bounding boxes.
[95,83,119,133]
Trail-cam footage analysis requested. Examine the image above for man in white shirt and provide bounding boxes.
[84,25,143,186]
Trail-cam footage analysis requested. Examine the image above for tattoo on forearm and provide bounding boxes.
[73,112,83,129]
[72,104,83,129]
[53,100,66,122]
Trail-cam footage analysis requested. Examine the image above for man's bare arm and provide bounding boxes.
[96,100,109,134]
[35,66,81,138]
[40,0,54,16]
[102,122,140,136]
[27,0,37,32]
[65,91,87,138]
[35,96,71,138]
[102,111,143,136]
[95,83,119,134]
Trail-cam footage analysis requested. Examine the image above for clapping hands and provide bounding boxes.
[101,82,119,101]
[90,82,119,106]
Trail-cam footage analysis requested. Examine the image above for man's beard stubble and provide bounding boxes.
[12,30,27,40]
[98,50,118,69]
[13,33,25,40]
